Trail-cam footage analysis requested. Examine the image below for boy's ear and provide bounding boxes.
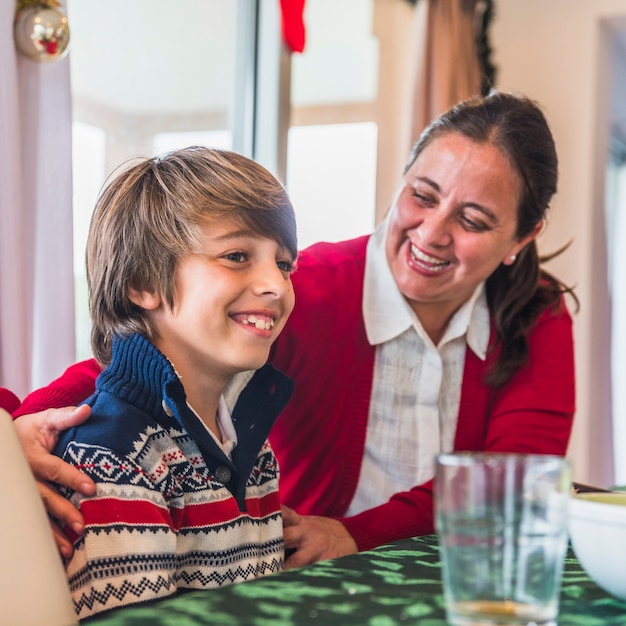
[128,285,161,310]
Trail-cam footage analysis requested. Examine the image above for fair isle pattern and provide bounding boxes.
[60,426,283,620]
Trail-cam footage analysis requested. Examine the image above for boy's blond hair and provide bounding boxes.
[86,146,297,365]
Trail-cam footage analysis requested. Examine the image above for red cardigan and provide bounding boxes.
[0,388,21,414]
[15,236,576,551]
[271,236,575,550]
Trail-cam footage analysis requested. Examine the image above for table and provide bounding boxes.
[88,535,626,625]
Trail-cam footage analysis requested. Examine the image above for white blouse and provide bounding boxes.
[346,218,490,516]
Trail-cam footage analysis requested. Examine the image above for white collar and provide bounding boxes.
[215,395,237,456]
[363,217,490,359]
[171,361,241,456]
[187,395,238,457]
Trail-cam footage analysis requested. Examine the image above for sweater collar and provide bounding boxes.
[98,333,294,438]
[97,333,294,510]
[98,333,182,418]
[363,217,489,360]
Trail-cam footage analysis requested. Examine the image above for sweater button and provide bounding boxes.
[215,466,232,484]
[161,399,173,417]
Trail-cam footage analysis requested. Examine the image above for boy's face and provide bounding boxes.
[145,218,296,389]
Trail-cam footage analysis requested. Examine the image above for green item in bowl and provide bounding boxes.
[574,492,626,506]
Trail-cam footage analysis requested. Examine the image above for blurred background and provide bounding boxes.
[2,0,626,490]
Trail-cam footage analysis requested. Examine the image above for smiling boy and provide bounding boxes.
[53,147,296,620]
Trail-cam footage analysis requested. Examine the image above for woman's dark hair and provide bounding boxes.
[406,91,577,387]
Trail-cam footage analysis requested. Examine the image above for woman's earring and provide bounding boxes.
[509,255,516,262]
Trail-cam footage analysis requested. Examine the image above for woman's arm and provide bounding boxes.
[0,387,21,413]
[12,359,101,556]
[14,406,95,557]
[13,358,101,417]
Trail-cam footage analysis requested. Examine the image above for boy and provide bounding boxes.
[53,147,297,619]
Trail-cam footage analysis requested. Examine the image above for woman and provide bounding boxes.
[13,91,576,568]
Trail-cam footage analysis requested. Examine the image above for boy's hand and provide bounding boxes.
[281,505,358,569]
[13,405,96,558]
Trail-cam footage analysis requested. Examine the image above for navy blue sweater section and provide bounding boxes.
[53,333,294,510]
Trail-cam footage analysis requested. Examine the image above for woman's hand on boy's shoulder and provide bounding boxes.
[13,405,96,558]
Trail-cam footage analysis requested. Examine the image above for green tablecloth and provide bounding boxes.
[87,535,626,625]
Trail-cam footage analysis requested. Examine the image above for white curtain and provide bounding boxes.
[607,154,626,486]
[0,1,75,400]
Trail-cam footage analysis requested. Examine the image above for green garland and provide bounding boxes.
[16,0,61,10]
[476,0,497,93]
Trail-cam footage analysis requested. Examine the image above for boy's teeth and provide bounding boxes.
[241,315,274,330]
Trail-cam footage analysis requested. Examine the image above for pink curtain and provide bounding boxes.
[411,0,483,141]
[0,2,75,399]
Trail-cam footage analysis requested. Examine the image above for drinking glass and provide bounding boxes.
[435,453,571,626]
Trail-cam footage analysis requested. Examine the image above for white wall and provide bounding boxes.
[492,0,626,486]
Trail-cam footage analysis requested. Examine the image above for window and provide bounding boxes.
[69,0,381,359]
[69,0,242,359]
[287,0,379,249]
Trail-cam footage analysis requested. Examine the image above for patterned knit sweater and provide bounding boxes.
[52,333,294,620]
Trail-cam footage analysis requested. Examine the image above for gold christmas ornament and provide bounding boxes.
[14,2,70,63]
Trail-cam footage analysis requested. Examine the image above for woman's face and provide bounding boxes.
[385,132,542,331]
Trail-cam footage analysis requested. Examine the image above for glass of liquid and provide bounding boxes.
[435,453,571,626]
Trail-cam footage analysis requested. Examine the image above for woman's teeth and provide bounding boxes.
[410,244,450,272]
[241,315,275,330]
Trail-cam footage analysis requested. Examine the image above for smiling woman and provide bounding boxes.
[268,91,577,564]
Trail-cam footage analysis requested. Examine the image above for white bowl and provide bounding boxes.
[568,492,626,601]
